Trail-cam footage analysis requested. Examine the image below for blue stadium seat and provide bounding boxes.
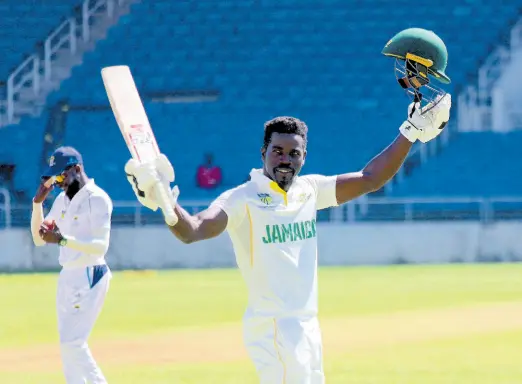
[0,1,83,78]
[392,131,522,197]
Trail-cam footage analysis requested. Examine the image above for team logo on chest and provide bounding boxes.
[298,192,311,203]
[257,193,273,206]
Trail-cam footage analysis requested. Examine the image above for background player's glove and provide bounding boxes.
[124,154,180,212]
[399,93,451,143]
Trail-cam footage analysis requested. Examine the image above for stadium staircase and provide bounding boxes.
[0,0,135,127]
[0,0,135,203]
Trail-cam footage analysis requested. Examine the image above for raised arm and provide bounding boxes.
[335,94,452,205]
[30,178,56,246]
[335,133,412,204]
[31,202,46,247]
[167,204,228,244]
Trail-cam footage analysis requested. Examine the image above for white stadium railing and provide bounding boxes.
[4,0,126,125]
[457,15,522,132]
[1,196,522,229]
[329,196,522,223]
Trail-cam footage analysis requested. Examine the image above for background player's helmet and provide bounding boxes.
[382,28,450,113]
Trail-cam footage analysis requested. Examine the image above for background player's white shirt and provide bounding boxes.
[211,168,338,318]
[46,179,113,269]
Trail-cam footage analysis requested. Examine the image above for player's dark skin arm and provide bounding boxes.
[167,204,228,244]
[335,133,413,204]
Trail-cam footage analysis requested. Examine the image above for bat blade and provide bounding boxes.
[101,65,159,163]
[101,65,178,226]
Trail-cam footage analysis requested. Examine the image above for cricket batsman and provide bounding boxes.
[30,146,112,383]
[125,28,451,383]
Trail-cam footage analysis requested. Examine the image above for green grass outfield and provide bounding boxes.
[1,263,522,383]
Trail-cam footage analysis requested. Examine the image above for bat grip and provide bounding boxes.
[153,180,178,226]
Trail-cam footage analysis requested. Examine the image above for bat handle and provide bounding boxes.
[153,180,178,226]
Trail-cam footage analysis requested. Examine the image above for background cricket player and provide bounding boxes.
[124,29,451,383]
[30,146,113,384]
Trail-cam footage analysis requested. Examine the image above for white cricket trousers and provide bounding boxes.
[57,264,111,384]
[243,314,325,384]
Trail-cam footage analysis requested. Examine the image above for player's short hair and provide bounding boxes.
[263,116,308,149]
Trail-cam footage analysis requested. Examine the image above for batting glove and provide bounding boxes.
[125,159,160,211]
[124,154,180,212]
[399,93,451,143]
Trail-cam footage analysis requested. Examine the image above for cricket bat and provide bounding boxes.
[101,65,178,226]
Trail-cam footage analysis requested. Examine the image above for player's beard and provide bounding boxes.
[64,179,81,200]
[273,167,295,191]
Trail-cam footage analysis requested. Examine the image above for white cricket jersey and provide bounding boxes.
[45,179,113,269]
[211,168,338,318]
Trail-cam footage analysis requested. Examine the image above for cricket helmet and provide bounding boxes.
[382,28,450,112]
